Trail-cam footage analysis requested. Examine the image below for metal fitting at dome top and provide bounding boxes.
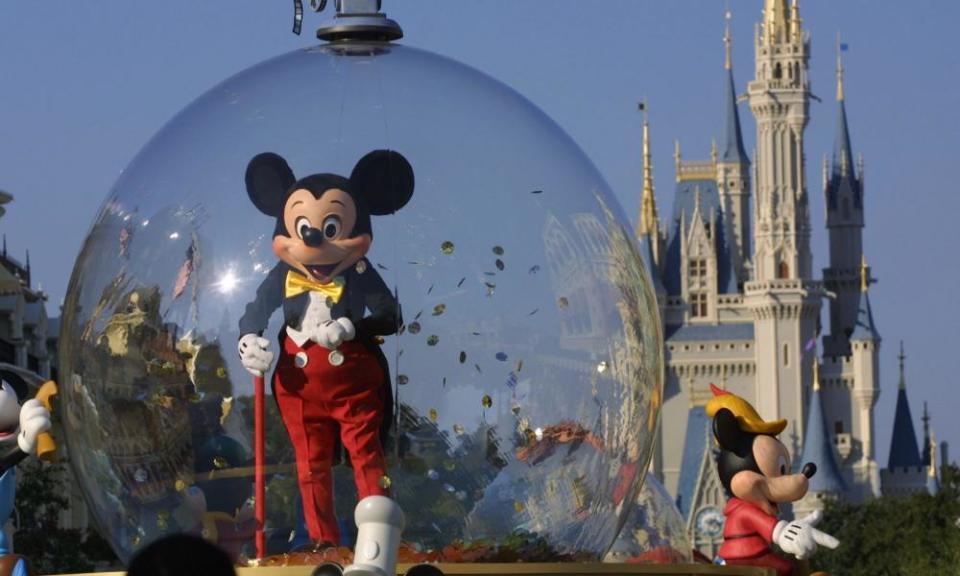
[294,0,403,42]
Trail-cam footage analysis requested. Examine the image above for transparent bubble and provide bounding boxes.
[59,43,663,564]
[604,476,692,564]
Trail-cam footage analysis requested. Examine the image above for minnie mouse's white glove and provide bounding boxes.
[774,510,839,560]
[316,318,356,350]
[238,334,273,376]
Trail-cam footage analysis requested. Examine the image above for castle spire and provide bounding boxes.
[898,341,907,391]
[922,402,932,466]
[850,255,879,341]
[832,35,855,181]
[721,9,749,164]
[800,359,845,494]
[762,0,791,45]
[836,33,845,102]
[638,101,659,237]
[888,341,922,469]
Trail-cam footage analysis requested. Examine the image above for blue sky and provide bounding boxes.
[1,1,958,469]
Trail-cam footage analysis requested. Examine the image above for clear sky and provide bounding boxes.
[1,1,958,469]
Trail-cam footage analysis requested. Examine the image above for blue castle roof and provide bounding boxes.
[638,234,665,296]
[888,389,922,469]
[676,406,711,518]
[799,378,846,494]
[826,96,862,212]
[663,179,738,295]
[850,287,879,341]
[721,67,749,164]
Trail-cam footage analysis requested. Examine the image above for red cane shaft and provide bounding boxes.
[255,374,266,558]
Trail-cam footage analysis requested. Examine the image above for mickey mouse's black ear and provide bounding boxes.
[350,150,414,216]
[245,152,296,216]
[0,370,28,403]
[713,408,749,455]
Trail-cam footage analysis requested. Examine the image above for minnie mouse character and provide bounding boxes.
[706,384,839,576]
[237,150,413,548]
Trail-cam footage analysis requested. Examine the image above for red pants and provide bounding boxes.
[274,337,389,543]
[725,550,795,576]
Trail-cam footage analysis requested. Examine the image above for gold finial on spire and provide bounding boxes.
[836,32,845,102]
[860,254,869,293]
[763,0,789,45]
[812,358,821,392]
[711,138,718,164]
[674,139,682,183]
[790,0,802,42]
[638,100,659,237]
[724,7,733,70]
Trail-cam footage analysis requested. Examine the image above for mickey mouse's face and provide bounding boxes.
[0,374,26,447]
[273,187,372,284]
[245,149,414,285]
[713,408,815,516]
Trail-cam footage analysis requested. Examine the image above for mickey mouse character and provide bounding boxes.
[0,369,53,576]
[237,150,413,548]
[706,384,838,576]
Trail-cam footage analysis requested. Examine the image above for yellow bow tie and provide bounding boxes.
[284,271,345,302]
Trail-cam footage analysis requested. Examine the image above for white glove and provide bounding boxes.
[316,318,356,350]
[238,334,273,377]
[773,510,839,560]
[17,399,52,454]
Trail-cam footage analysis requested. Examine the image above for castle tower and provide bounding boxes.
[716,10,751,284]
[881,341,927,496]
[744,0,820,453]
[794,359,846,519]
[823,38,866,357]
[849,255,881,496]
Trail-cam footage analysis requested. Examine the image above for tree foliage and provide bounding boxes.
[810,465,960,576]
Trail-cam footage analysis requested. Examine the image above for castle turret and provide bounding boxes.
[823,38,866,357]
[849,255,880,496]
[637,101,667,304]
[880,341,929,496]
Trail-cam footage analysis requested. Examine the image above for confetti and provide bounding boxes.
[514,501,526,513]
[427,284,434,295]
[441,241,455,255]
[459,351,467,364]
[408,321,421,334]
[529,265,540,274]
[216,366,227,378]
[399,324,406,335]
[134,469,148,483]
[442,377,447,388]
[429,408,439,422]
[373,335,386,345]
[156,515,168,531]
[475,364,483,374]
[495,352,508,362]
[528,308,539,316]
[495,259,505,271]
[534,427,544,441]
[493,246,505,256]
[378,475,392,489]
[175,479,188,492]
[213,456,229,469]
[482,394,493,408]
[376,262,389,270]
[485,282,496,297]
[457,277,466,287]
[455,491,467,501]
[427,469,440,480]
[505,372,517,390]
[531,189,543,194]
[398,374,409,386]
[472,331,481,336]
[517,360,524,372]
[557,297,569,309]
[444,459,457,471]
[453,424,466,435]
[596,361,609,374]
[427,335,440,346]
[444,483,455,493]
[432,303,446,316]
[414,310,423,320]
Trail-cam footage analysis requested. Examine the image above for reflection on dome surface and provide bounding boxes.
[604,475,692,565]
[60,43,663,564]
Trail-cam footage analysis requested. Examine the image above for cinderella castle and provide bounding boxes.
[638,0,945,557]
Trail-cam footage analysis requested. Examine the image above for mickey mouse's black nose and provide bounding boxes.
[802,462,817,478]
[302,227,324,248]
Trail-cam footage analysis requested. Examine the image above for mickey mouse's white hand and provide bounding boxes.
[316,318,356,350]
[238,334,273,377]
[774,510,839,560]
[17,399,51,454]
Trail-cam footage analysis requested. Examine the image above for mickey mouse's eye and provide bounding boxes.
[295,217,312,240]
[322,215,342,239]
[778,454,789,476]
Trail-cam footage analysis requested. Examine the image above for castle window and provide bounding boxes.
[777,261,790,279]
[782,343,789,367]
[835,421,844,434]
[774,62,783,79]
[690,293,708,318]
[689,258,707,278]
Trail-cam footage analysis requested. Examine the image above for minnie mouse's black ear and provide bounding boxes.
[245,152,296,216]
[350,150,414,216]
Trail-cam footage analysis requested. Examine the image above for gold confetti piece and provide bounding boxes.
[432,303,446,316]
[453,424,466,435]
[482,394,493,408]
[557,296,569,309]
[398,374,409,386]
[408,321,421,334]
[188,392,203,403]
[157,515,168,531]
[216,366,227,378]
[523,428,536,444]
[493,246,505,255]
[427,335,440,346]
[443,459,456,471]
[441,241,455,255]
[213,456,229,469]
[429,409,439,422]
[457,277,466,287]
[459,351,467,364]
[495,259,505,271]
[378,475,392,489]
[514,501,526,513]
[131,535,142,547]
[373,335,385,345]
[596,361,609,374]
[175,479,188,492]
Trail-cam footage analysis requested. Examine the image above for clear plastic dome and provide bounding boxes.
[59,42,663,564]
[603,475,692,564]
